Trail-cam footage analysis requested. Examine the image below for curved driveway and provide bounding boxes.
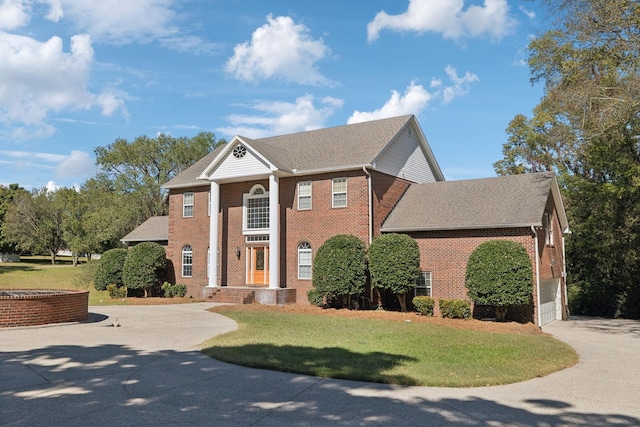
[1,303,639,426]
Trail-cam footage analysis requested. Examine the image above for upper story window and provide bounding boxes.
[332,178,347,208]
[543,211,554,246]
[183,192,194,217]
[244,185,269,233]
[298,242,312,280]
[415,271,432,297]
[298,181,312,210]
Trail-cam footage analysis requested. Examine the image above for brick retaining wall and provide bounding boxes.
[0,289,89,327]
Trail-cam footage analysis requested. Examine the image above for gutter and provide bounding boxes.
[381,222,542,233]
[531,226,542,327]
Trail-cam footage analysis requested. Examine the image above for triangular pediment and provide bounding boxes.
[198,138,276,181]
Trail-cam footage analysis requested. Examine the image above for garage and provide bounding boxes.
[539,279,562,325]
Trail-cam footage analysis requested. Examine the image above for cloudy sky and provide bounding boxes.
[0,0,545,190]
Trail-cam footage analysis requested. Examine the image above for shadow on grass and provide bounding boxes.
[0,264,36,274]
[204,343,419,385]
[0,343,638,426]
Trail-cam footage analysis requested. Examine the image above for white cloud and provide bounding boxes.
[348,67,478,123]
[225,15,334,86]
[367,0,516,43]
[519,6,536,20]
[56,150,96,178]
[0,0,31,30]
[217,94,343,138]
[0,32,127,137]
[348,81,433,124]
[0,149,96,181]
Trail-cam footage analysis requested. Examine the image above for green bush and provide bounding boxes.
[161,281,188,297]
[73,259,99,289]
[412,296,435,316]
[94,248,128,291]
[465,240,533,320]
[122,242,166,297]
[368,233,420,311]
[106,284,127,299]
[439,299,471,319]
[307,288,324,307]
[312,234,367,307]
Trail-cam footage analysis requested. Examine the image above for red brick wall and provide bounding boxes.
[0,290,88,327]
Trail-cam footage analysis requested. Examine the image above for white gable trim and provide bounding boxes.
[197,137,278,181]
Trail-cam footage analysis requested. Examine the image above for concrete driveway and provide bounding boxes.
[1,303,639,426]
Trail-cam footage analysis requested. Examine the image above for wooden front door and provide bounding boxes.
[248,246,269,285]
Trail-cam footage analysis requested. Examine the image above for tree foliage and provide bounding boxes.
[494,0,640,318]
[368,233,420,311]
[0,184,28,253]
[122,242,166,297]
[465,240,533,320]
[94,248,128,291]
[312,234,367,306]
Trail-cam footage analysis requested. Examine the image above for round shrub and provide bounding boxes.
[465,240,533,320]
[94,248,128,291]
[312,234,367,306]
[122,242,166,297]
[368,233,420,311]
[307,288,324,307]
[412,296,435,316]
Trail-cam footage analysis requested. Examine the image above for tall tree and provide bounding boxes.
[94,132,225,221]
[0,184,28,254]
[494,0,640,318]
[3,189,66,264]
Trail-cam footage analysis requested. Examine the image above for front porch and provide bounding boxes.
[203,286,296,305]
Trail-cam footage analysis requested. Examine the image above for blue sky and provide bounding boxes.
[0,0,545,190]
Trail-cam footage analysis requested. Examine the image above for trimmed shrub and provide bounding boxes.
[412,296,435,316]
[439,299,471,319]
[106,284,127,299]
[122,242,166,297]
[94,248,128,291]
[307,288,324,307]
[312,234,367,307]
[161,281,187,298]
[465,240,533,320]
[368,233,420,311]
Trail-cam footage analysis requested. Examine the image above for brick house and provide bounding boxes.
[128,114,569,326]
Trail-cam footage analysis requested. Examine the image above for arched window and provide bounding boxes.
[298,242,312,280]
[244,184,269,231]
[182,245,193,277]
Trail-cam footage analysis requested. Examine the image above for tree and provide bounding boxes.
[0,184,28,254]
[465,240,533,321]
[122,242,167,297]
[494,0,640,318]
[2,189,66,264]
[368,233,420,312]
[94,132,225,221]
[94,248,128,291]
[312,234,367,307]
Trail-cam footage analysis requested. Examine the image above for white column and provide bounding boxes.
[268,174,279,289]
[208,181,219,287]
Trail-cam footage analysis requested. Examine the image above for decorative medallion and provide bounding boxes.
[232,145,247,158]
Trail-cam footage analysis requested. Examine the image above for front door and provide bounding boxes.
[248,246,269,285]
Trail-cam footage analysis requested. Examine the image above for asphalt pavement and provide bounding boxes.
[1,303,639,426]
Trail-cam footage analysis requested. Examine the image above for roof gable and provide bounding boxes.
[121,216,168,243]
[382,172,569,233]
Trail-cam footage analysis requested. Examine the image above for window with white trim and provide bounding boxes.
[298,181,312,210]
[244,185,269,233]
[544,211,554,246]
[332,178,347,208]
[298,242,312,279]
[415,271,432,297]
[183,192,194,217]
[182,245,193,277]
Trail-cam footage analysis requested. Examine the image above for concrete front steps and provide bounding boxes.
[203,287,297,305]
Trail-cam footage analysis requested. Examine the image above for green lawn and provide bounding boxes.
[202,308,578,387]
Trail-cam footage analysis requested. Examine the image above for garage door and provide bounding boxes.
[540,279,561,325]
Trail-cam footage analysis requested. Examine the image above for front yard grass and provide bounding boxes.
[202,306,578,388]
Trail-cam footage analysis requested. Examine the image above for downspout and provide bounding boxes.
[363,166,373,244]
[531,226,541,327]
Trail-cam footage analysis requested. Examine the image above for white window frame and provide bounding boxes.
[298,242,312,280]
[544,211,554,246]
[415,271,432,297]
[298,181,312,210]
[332,178,347,208]
[182,245,193,277]
[243,184,269,234]
[183,192,194,217]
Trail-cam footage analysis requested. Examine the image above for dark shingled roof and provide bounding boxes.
[121,216,168,243]
[382,172,566,232]
[164,115,428,188]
